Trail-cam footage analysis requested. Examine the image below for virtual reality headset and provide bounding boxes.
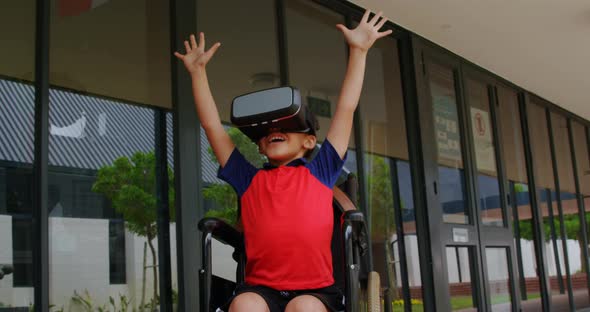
[231,86,319,142]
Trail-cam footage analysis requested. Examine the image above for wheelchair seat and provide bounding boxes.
[198,183,380,312]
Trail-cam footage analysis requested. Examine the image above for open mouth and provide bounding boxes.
[268,135,286,144]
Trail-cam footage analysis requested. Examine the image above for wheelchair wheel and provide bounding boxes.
[367,271,381,312]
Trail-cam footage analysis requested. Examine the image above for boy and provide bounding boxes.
[174,9,391,312]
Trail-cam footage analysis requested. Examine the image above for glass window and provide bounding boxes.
[286,0,349,145]
[572,122,590,196]
[48,88,158,310]
[358,33,422,310]
[50,0,171,108]
[0,0,35,308]
[48,1,170,309]
[551,113,576,193]
[571,122,590,309]
[285,0,359,186]
[166,112,178,296]
[195,0,279,240]
[446,246,478,310]
[550,113,588,310]
[527,101,568,311]
[196,0,278,225]
[197,0,279,125]
[398,161,423,310]
[109,220,126,285]
[485,248,512,311]
[465,78,503,226]
[0,0,35,82]
[528,103,554,190]
[428,63,468,224]
[497,86,542,310]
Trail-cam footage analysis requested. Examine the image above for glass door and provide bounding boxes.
[416,44,518,311]
[463,71,518,312]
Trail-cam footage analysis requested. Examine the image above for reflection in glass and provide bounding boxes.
[527,102,571,310]
[497,86,543,310]
[0,0,36,307]
[48,0,174,309]
[358,32,423,310]
[50,0,171,108]
[466,79,502,226]
[398,161,423,311]
[485,248,512,311]
[559,191,590,309]
[446,246,478,311]
[512,183,544,310]
[166,112,179,295]
[286,0,347,143]
[571,121,590,309]
[540,189,570,311]
[573,122,590,195]
[366,155,398,310]
[197,0,279,124]
[196,0,278,229]
[48,88,166,309]
[428,63,468,224]
[551,113,588,309]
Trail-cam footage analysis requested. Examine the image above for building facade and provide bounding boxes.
[0,0,589,311]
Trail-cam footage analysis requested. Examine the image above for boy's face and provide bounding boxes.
[257,129,316,166]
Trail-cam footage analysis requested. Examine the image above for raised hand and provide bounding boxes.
[174,32,221,74]
[336,10,392,52]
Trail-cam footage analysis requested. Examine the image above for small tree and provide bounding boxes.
[367,155,394,238]
[203,128,265,224]
[92,151,175,309]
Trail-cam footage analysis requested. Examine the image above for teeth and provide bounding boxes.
[269,136,285,143]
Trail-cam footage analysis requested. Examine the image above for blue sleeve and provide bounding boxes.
[306,140,347,188]
[217,148,259,197]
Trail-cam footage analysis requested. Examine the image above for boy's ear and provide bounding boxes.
[303,135,317,150]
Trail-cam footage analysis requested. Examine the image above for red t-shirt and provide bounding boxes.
[218,140,345,290]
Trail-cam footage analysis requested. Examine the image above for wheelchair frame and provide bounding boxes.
[198,187,377,312]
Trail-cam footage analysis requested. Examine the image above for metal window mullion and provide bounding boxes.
[389,158,412,312]
[488,86,510,229]
[510,182,528,301]
[546,191,565,293]
[567,118,590,290]
[155,109,172,312]
[170,0,201,311]
[488,85,520,312]
[546,110,575,310]
[518,94,551,310]
[402,36,438,312]
[275,0,289,86]
[456,65,487,312]
[33,0,50,310]
[454,66,477,228]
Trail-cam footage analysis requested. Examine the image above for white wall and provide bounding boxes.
[393,236,583,287]
[0,216,584,308]
[0,216,180,309]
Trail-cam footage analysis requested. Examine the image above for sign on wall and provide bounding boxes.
[470,107,496,173]
[433,94,462,163]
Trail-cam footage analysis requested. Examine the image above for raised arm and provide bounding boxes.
[327,10,392,158]
[174,33,235,167]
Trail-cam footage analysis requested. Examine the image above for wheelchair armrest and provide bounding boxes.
[198,217,244,251]
[342,210,372,312]
[342,210,369,257]
[198,217,244,312]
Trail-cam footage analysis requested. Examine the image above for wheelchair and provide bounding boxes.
[198,178,381,312]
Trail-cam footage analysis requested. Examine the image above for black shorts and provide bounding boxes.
[219,283,345,312]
